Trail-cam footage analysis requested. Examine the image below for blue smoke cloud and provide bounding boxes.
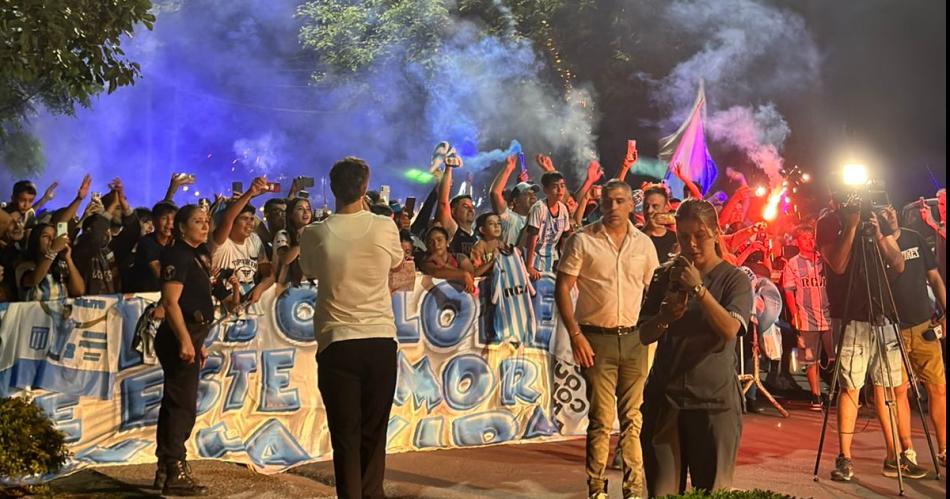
[14,0,597,208]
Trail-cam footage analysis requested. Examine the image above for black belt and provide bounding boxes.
[580,324,637,336]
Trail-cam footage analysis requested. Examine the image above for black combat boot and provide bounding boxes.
[162,459,208,496]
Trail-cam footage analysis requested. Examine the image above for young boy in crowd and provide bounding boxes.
[525,171,572,280]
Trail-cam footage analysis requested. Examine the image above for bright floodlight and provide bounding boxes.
[755,186,768,197]
[842,163,869,186]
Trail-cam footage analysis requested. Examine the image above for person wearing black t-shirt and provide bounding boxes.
[641,185,678,264]
[153,204,213,496]
[638,200,753,496]
[816,202,928,482]
[130,202,177,293]
[880,206,947,467]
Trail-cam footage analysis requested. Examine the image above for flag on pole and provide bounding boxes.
[658,82,718,199]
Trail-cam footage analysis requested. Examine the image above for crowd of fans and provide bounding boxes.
[1,144,945,413]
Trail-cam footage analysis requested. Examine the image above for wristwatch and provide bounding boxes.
[691,283,705,297]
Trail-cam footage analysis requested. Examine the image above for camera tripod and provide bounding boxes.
[811,223,942,494]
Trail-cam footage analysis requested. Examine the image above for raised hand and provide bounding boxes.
[249,177,268,197]
[535,154,555,173]
[42,182,59,202]
[586,160,604,184]
[77,174,92,200]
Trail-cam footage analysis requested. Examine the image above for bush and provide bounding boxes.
[660,490,795,499]
[0,396,70,481]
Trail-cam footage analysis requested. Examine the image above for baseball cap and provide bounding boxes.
[508,182,540,202]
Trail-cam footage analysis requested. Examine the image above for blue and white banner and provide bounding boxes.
[0,273,589,477]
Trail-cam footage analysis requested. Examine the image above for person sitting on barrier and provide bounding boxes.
[274,196,312,291]
[470,212,504,278]
[638,199,753,496]
[16,222,85,301]
[419,225,476,294]
[153,204,213,496]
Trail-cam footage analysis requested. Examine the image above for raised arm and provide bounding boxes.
[213,177,266,247]
[436,163,458,237]
[671,162,702,200]
[33,182,59,211]
[53,174,91,224]
[163,173,194,203]
[490,155,517,215]
[572,160,604,227]
[616,141,638,182]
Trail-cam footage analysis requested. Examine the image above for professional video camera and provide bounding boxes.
[830,164,892,235]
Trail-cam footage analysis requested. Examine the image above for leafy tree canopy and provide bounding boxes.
[0,0,155,175]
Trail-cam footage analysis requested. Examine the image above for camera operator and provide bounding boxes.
[817,195,927,481]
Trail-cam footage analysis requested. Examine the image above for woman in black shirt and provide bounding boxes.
[153,204,213,496]
[638,199,753,496]
[274,196,311,290]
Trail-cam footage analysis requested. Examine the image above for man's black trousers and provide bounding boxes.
[318,338,398,499]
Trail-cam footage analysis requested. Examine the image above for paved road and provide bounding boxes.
[47,402,945,498]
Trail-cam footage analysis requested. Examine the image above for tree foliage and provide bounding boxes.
[296,0,453,80]
[0,0,155,175]
[295,0,574,80]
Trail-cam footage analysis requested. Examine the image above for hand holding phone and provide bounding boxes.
[625,140,638,163]
[56,222,69,238]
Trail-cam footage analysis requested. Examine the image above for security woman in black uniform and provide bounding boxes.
[153,204,213,496]
[638,199,753,496]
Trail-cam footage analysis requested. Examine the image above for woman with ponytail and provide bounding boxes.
[152,204,213,496]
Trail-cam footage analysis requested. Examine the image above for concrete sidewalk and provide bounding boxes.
[44,405,945,498]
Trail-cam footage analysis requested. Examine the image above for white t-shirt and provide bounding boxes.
[299,210,403,352]
[499,207,527,247]
[212,233,264,292]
